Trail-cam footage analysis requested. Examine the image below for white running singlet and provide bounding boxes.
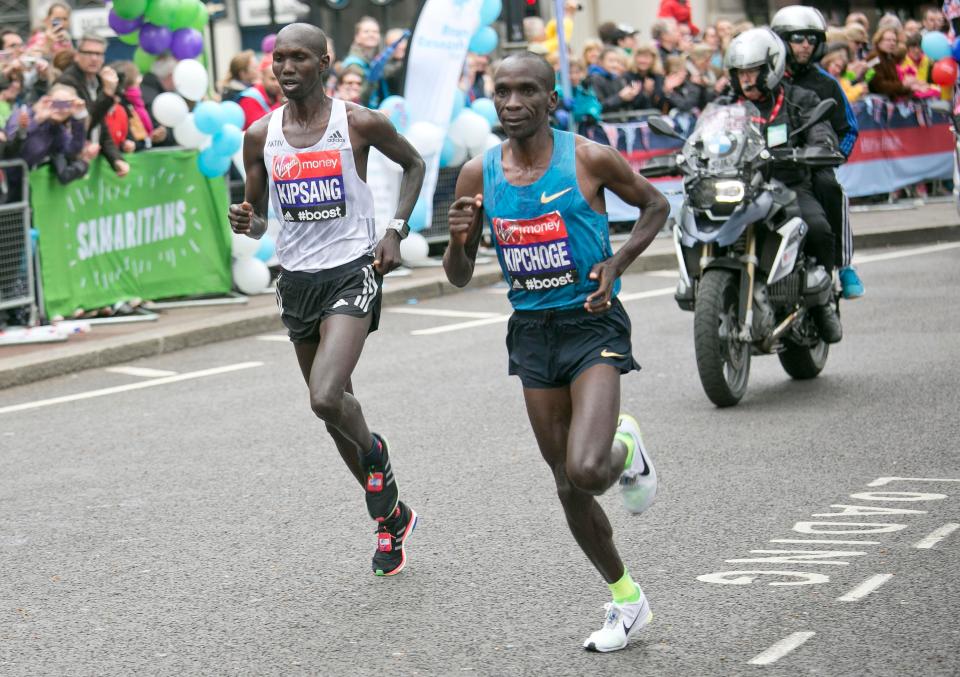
[264,98,377,271]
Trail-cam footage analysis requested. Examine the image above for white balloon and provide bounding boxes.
[405,121,445,157]
[231,232,260,258]
[483,133,502,150]
[448,110,492,154]
[151,92,188,128]
[172,114,207,149]
[445,138,469,167]
[400,232,430,263]
[232,256,271,295]
[173,59,209,101]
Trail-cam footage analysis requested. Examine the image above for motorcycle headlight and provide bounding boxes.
[713,180,745,204]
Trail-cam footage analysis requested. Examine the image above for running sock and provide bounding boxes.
[608,570,642,604]
[615,432,636,471]
[360,435,383,466]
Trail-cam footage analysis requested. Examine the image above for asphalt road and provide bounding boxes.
[1,243,959,676]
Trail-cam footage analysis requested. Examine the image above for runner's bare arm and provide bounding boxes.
[443,156,484,288]
[352,108,426,274]
[228,117,269,239]
[580,142,669,312]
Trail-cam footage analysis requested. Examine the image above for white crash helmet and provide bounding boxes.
[724,27,787,97]
[771,6,828,64]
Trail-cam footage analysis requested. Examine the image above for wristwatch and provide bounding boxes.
[386,218,410,240]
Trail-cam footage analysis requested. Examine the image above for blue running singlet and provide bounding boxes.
[482,129,618,311]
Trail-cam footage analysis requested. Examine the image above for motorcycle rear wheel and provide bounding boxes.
[779,337,829,379]
[694,269,750,407]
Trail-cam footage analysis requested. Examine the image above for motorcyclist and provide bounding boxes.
[772,5,864,300]
[724,27,843,342]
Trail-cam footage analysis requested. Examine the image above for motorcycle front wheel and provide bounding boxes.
[694,269,751,407]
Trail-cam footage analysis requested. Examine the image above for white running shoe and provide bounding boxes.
[617,413,658,514]
[583,591,653,653]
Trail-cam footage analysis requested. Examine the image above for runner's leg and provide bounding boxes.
[293,343,365,485]
[524,369,627,584]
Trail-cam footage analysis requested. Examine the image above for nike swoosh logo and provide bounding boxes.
[600,349,626,358]
[540,188,572,204]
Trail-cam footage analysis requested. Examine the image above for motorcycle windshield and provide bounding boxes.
[682,102,765,175]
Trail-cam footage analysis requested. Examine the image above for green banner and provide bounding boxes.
[31,149,232,318]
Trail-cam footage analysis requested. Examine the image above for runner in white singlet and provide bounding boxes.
[228,23,426,577]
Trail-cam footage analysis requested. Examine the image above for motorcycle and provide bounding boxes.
[641,99,844,407]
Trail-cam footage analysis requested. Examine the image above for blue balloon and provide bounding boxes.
[450,88,466,122]
[952,37,960,63]
[193,101,224,136]
[220,100,245,129]
[922,31,951,62]
[409,198,429,232]
[197,147,232,177]
[212,123,243,155]
[471,97,498,127]
[479,0,502,26]
[469,26,498,56]
[439,137,457,168]
[254,234,276,262]
[378,95,409,132]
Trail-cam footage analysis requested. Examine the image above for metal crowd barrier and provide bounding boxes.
[0,159,36,322]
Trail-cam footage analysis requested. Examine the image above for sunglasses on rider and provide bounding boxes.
[788,33,819,46]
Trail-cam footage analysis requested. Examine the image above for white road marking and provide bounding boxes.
[387,308,502,319]
[914,523,960,550]
[619,287,675,302]
[836,573,893,602]
[105,366,177,378]
[854,241,960,265]
[748,631,816,666]
[769,539,880,545]
[867,477,960,487]
[256,334,289,342]
[0,362,264,415]
[412,315,510,336]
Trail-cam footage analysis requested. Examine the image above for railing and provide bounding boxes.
[0,159,35,322]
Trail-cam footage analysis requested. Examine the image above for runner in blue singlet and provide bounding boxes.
[444,51,670,653]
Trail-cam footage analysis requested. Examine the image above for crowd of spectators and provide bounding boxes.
[510,2,959,142]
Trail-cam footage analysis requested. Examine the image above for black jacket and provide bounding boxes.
[749,82,837,187]
[588,70,633,114]
[787,64,858,157]
[625,72,666,111]
[56,63,122,170]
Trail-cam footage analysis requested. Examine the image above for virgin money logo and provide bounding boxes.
[274,155,301,180]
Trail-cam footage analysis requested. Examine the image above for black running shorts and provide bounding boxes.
[276,255,382,343]
[505,298,640,389]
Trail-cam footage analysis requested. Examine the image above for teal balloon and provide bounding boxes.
[471,97,498,126]
[479,0,502,26]
[922,31,951,61]
[144,0,178,27]
[378,95,409,132]
[409,198,429,232]
[450,88,466,122]
[113,0,148,20]
[220,100,245,129]
[439,137,456,168]
[193,100,224,135]
[212,123,242,155]
[197,147,232,177]
[469,26,498,55]
[254,234,276,262]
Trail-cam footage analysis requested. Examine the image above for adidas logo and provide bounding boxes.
[332,299,349,308]
[512,279,523,290]
[326,130,346,145]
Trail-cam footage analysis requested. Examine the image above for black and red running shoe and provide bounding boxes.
[372,501,418,576]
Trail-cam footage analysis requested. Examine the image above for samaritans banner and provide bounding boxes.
[31,149,232,318]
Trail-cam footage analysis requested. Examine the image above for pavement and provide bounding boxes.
[1,240,959,675]
[1,199,959,391]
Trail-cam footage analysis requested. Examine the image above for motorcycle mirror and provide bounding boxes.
[789,99,836,139]
[648,116,685,140]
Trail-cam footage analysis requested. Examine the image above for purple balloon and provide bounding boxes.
[171,28,203,60]
[261,33,277,54]
[108,8,143,35]
[139,23,172,55]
